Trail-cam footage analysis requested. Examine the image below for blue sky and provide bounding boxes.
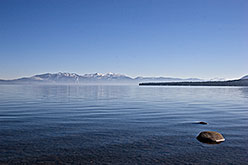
[0,0,247,79]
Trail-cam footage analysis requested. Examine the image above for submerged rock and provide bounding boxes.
[197,131,225,143]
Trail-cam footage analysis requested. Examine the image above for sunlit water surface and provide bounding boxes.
[0,85,248,164]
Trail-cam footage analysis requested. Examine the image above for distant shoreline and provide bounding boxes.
[139,79,248,86]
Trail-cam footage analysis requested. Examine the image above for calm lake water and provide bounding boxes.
[0,85,248,164]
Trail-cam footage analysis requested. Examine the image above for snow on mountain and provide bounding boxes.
[81,73,132,81]
[27,72,133,83]
[31,72,81,82]
[83,73,104,78]
[241,75,248,80]
[0,72,205,84]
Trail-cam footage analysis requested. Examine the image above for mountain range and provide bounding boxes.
[0,72,247,85]
[0,72,203,84]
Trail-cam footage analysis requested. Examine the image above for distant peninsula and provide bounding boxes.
[139,76,248,87]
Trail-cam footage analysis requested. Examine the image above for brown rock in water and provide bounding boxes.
[197,131,225,143]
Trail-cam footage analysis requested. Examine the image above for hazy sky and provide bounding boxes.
[0,0,247,79]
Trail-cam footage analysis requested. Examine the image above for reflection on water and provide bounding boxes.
[0,85,248,164]
[239,87,248,98]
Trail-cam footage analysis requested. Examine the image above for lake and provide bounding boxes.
[0,85,248,164]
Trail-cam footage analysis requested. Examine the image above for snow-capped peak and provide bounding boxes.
[83,73,105,77]
[241,75,248,80]
[106,72,114,75]
[57,72,79,77]
[83,72,126,78]
[95,73,104,76]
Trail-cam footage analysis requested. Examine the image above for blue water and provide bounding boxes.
[0,85,248,164]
